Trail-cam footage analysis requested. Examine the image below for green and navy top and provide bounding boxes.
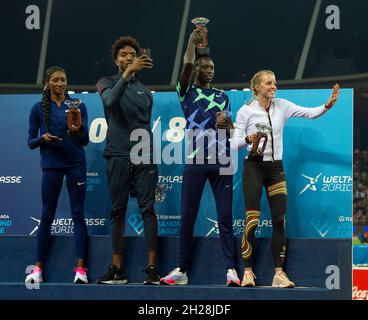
[177,82,232,163]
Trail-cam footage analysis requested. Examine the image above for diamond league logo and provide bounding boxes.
[127,214,144,235]
[127,213,181,236]
[299,172,352,195]
[310,218,335,238]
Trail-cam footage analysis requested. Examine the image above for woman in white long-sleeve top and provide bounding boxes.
[230,70,340,288]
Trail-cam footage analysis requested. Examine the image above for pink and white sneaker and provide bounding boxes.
[25,266,43,284]
[160,267,188,285]
[74,267,89,284]
[226,268,241,287]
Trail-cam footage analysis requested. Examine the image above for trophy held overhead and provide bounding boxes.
[191,17,210,57]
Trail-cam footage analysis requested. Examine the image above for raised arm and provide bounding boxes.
[284,84,340,119]
[177,30,201,98]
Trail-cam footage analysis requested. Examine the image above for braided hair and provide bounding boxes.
[248,70,275,105]
[41,66,66,133]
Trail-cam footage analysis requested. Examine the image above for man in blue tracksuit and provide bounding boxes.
[96,36,160,285]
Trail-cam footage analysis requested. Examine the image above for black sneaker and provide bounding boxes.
[143,265,160,285]
[96,265,128,285]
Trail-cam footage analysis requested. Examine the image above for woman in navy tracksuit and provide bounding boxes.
[25,66,89,284]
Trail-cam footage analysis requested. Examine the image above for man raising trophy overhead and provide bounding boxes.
[160,17,241,287]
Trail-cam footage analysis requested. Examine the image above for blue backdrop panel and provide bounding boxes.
[0,89,352,238]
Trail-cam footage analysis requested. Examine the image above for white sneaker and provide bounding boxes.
[272,271,295,288]
[25,266,43,284]
[160,267,188,285]
[74,267,89,284]
[241,270,256,287]
[226,268,241,287]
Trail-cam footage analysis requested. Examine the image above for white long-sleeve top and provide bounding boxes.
[230,98,328,161]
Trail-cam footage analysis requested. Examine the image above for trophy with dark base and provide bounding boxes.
[65,99,82,132]
[191,17,210,56]
[65,99,84,138]
[249,123,272,156]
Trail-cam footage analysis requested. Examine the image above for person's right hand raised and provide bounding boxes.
[189,29,201,46]
[124,55,153,78]
[325,83,340,110]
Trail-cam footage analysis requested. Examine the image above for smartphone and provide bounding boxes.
[49,135,63,141]
[140,48,151,59]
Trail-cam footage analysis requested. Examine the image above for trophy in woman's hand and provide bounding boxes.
[65,99,82,132]
[250,123,272,156]
[191,17,210,56]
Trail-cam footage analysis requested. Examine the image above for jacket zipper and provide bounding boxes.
[266,108,275,162]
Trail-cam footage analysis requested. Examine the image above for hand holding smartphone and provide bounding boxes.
[42,133,63,143]
[49,135,63,141]
[138,48,153,71]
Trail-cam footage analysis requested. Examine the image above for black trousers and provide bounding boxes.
[106,156,158,254]
[242,157,287,268]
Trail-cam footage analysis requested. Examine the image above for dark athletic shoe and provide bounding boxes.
[96,265,128,285]
[143,265,160,285]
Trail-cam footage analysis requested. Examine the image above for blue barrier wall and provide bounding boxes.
[0,89,352,238]
[0,236,352,300]
[353,245,368,265]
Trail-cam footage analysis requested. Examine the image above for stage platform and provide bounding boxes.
[0,283,337,300]
[0,236,351,300]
